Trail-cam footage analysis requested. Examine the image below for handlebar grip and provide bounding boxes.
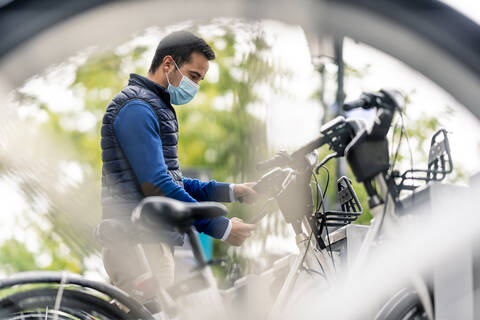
[255,159,277,171]
[343,93,376,111]
[255,151,290,171]
[344,98,368,111]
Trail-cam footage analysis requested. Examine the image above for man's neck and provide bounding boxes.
[147,72,168,89]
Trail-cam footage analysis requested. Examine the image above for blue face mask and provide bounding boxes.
[166,60,200,105]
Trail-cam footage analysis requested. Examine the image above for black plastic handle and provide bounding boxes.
[189,201,228,220]
[343,93,376,111]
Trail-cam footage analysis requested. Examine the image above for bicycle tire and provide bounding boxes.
[375,288,428,320]
[0,287,132,320]
[0,271,155,319]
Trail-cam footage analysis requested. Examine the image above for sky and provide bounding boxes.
[0,0,479,275]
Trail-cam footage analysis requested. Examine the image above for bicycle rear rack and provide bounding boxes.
[323,176,363,227]
[310,176,363,249]
[395,129,453,192]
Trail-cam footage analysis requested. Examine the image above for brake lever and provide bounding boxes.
[315,152,339,174]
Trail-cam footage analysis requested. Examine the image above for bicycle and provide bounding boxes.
[221,88,455,320]
[0,88,458,319]
[128,88,451,320]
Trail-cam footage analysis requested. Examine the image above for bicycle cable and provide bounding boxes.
[313,165,336,271]
[310,169,330,277]
[300,265,327,280]
[389,115,400,161]
[377,104,415,239]
[399,109,417,204]
[309,178,328,278]
[319,165,336,271]
[297,163,331,279]
[298,225,315,276]
[390,118,404,170]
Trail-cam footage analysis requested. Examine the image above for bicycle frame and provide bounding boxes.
[133,226,228,319]
[270,217,336,317]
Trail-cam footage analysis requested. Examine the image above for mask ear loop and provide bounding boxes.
[172,60,182,76]
[165,71,172,87]
[166,59,190,88]
[165,56,180,88]
[165,59,175,87]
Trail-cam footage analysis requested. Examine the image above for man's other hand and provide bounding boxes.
[225,217,256,246]
[234,182,258,204]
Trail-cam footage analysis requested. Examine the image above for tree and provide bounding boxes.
[0,20,281,277]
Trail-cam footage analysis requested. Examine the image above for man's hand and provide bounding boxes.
[234,182,258,204]
[225,217,256,246]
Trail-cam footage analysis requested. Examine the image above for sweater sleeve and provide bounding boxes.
[183,178,232,202]
[113,100,230,239]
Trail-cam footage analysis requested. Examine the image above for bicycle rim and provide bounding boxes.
[0,287,132,320]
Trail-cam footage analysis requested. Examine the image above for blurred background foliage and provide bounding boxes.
[0,20,459,282]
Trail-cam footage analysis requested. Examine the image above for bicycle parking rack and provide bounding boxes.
[429,176,479,320]
[324,224,369,271]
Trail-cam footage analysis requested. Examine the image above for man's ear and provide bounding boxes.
[162,56,174,73]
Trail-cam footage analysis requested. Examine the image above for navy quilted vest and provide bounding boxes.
[100,74,184,244]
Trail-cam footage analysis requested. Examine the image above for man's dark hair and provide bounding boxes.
[149,30,215,74]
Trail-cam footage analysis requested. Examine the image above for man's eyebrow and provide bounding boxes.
[189,71,204,80]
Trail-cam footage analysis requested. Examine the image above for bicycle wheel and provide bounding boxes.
[0,287,132,320]
[375,288,428,320]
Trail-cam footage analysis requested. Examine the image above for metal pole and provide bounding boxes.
[334,36,348,181]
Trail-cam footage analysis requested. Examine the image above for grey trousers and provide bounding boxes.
[102,242,175,304]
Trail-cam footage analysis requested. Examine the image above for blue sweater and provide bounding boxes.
[114,100,231,239]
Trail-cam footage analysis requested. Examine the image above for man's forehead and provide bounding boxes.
[183,52,209,74]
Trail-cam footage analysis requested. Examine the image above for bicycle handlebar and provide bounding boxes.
[344,89,404,140]
[343,92,378,111]
[255,89,405,182]
[344,89,403,112]
[290,134,328,160]
[256,150,291,171]
[255,117,351,172]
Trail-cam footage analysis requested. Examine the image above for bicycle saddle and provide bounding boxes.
[131,196,228,232]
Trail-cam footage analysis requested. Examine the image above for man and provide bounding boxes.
[100,30,257,304]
